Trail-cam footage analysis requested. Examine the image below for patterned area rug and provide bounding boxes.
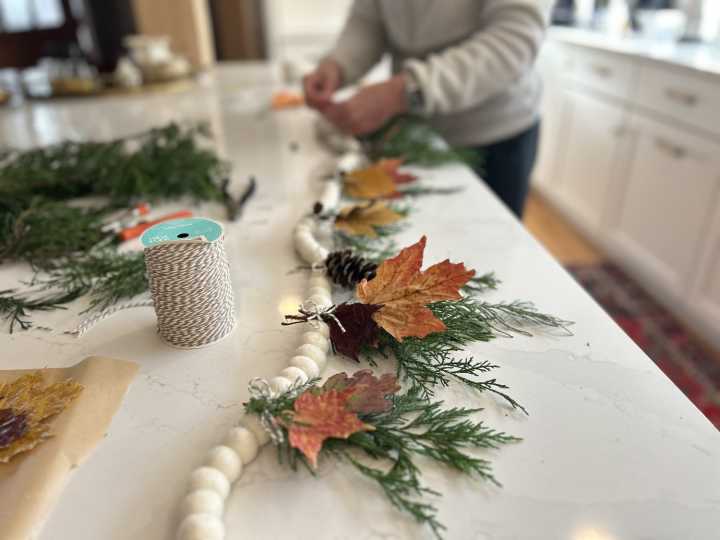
[567,263,720,429]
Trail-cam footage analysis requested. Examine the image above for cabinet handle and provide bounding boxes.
[655,137,688,159]
[665,88,698,106]
[591,65,612,78]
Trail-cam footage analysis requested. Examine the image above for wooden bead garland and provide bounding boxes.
[176,178,342,540]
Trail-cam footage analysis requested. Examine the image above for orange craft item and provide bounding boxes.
[271,90,305,110]
[118,210,193,242]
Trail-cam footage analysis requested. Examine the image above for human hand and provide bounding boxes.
[323,74,408,136]
[303,59,342,110]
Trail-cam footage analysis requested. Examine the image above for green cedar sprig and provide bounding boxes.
[247,382,518,539]
[359,115,482,168]
[374,298,571,412]
[0,122,229,205]
[0,250,147,332]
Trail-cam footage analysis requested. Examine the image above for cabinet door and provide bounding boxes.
[609,115,720,297]
[534,42,573,189]
[555,90,628,232]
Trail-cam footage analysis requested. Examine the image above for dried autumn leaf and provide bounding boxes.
[0,372,83,463]
[323,370,400,414]
[344,164,398,199]
[326,303,382,361]
[335,201,404,238]
[378,158,417,184]
[356,236,475,341]
[283,389,373,467]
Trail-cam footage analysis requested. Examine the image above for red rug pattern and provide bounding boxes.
[568,263,720,430]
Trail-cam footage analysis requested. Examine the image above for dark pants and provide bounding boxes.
[470,121,540,218]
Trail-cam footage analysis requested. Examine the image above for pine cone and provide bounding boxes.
[325,250,377,288]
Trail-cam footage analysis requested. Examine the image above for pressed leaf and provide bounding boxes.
[356,236,475,341]
[323,370,400,414]
[335,202,404,238]
[283,389,373,467]
[0,372,83,463]
[378,158,417,184]
[344,164,398,199]
[327,303,382,361]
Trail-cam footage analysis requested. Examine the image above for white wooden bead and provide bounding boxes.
[205,446,242,483]
[269,375,292,395]
[294,229,314,245]
[313,246,329,263]
[297,216,315,229]
[180,490,223,518]
[296,343,326,371]
[302,331,329,353]
[289,355,320,378]
[311,321,330,338]
[305,293,332,308]
[224,427,259,464]
[177,513,224,540]
[189,467,230,499]
[308,274,331,289]
[239,414,270,445]
[307,286,331,298]
[279,366,309,385]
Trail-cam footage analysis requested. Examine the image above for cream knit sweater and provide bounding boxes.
[328,0,550,146]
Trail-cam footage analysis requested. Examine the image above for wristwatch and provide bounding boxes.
[403,71,425,115]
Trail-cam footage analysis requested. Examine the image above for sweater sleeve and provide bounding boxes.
[326,0,387,85]
[404,0,548,115]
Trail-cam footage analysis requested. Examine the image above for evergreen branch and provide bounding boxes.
[398,185,464,197]
[0,288,84,332]
[0,122,229,205]
[463,272,501,295]
[359,115,482,168]
[0,250,148,331]
[377,298,569,411]
[333,230,398,265]
[254,385,518,539]
[0,199,112,267]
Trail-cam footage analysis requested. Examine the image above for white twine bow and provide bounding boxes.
[299,301,346,334]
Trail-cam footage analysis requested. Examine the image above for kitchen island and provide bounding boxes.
[1,64,719,540]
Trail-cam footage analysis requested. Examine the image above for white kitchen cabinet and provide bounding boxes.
[607,116,720,302]
[689,200,720,348]
[553,90,628,234]
[534,30,720,348]
[535,42,573,190]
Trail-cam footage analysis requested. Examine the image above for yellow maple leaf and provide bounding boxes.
[343,164,398,199]
[0,372,83,463]
[356,236,475,341]
[335,202,404,238]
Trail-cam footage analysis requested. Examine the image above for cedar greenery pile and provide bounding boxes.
[0,123,231,331]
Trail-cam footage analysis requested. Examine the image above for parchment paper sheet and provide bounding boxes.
[0,356,139,540]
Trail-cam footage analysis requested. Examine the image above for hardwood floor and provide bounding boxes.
[523,190,604,265]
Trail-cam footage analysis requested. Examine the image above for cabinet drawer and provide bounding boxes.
[635,64,720,137]
[564,46,637,100]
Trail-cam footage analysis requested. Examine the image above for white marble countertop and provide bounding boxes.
[1,64,719,540]
[549,25,720,78]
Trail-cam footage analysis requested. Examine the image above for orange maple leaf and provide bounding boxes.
[356,236,475,341]
[284,389,374,467]
[378,158,417,184]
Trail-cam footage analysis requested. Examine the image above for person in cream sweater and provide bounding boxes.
[303,0,550,217]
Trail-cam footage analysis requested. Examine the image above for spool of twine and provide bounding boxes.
[143,236,235,348]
